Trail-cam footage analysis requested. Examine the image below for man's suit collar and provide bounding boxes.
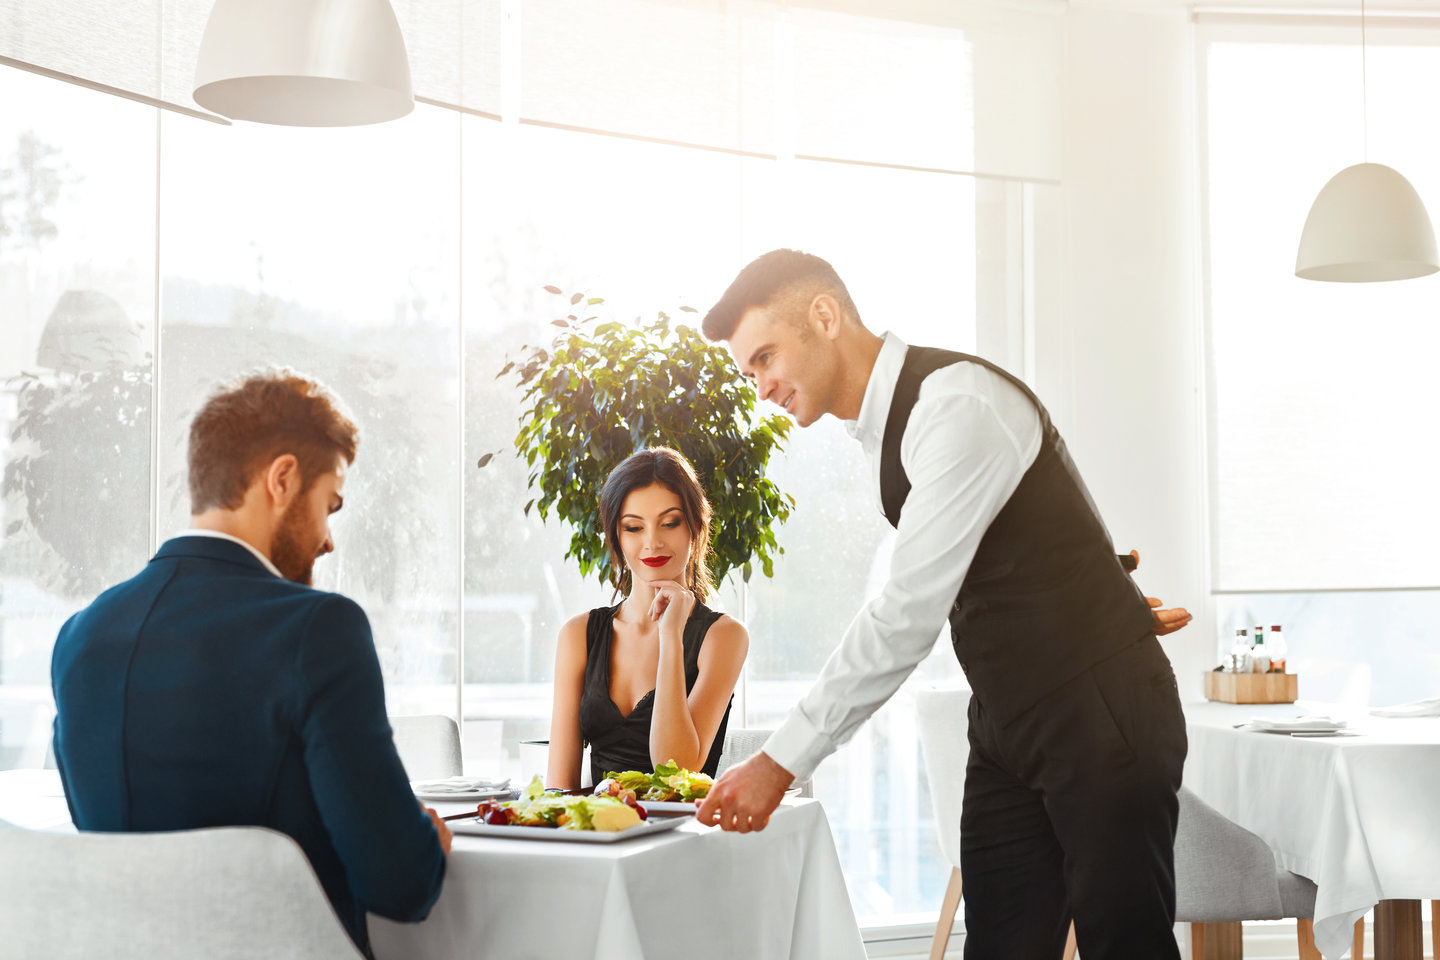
[153,534,281,577]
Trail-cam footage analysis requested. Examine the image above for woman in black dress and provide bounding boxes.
[546,447,749,789]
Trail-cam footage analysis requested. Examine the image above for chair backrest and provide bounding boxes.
[915,687,971,871]
[0,824,363,960]
[716,728,812,797]
[1174,786,1289,922]
[390,714,463,781]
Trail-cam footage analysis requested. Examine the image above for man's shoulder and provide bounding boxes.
[63,560,367,647]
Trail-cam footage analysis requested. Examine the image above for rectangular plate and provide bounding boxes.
[638,800,700,814]
[449,812,691,843]
[634,787,798,814]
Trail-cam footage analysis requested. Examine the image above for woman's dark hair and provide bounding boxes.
[599,447,715,600]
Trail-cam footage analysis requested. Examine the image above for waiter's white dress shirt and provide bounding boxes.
[764,333,1043,779]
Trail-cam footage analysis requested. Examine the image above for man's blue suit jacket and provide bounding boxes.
[51,535,447,954]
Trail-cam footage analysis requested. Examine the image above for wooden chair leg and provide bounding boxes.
[929,867,963,960]
[1298,915,1367,960]
[1062,921,1077,960]
[1432,901,1438,960]
[1191,922,1205,960]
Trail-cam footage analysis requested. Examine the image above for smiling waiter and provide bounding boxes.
[694,249,1189,959]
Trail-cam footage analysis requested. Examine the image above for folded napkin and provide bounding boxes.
[1370,696,1440,718]
[1246,715,1347,733]
[410,776,511,794]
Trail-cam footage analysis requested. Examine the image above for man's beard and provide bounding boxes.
[271,499,318,585]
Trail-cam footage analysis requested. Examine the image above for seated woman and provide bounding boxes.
[546,447,749,789]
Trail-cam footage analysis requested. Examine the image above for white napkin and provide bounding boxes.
[1370,696,1440,718]
[1246,715,1348,733]
[410,776,510,794]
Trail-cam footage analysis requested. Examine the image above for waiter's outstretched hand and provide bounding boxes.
[1148,596,1192,635]
[1125,549,1192,636]
[696,750,794,833]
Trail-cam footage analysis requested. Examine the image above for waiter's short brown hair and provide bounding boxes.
[702,248,861,341]
[188,370,358,513]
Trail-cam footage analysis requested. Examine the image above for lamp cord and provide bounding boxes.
[1361,0,1369,162]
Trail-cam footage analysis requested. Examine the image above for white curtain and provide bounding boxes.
[1199,12,1440,590]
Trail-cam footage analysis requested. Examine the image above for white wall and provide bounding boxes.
[1037,1,1213,695]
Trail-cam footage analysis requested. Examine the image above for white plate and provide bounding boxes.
[449,812,691,843]
[1246,716,1347,734]
[637,786,801,814]
[413,787,512,802]
[638,799,701,814]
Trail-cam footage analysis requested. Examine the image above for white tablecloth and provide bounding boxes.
[0,771,863,960]
[369,798,864,960]
[1184,700,1440,959]
[0,769,74,831]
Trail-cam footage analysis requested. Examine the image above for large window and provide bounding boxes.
[0,67,156,770]
[1201,15,1440,706]
[0,0,1051,929]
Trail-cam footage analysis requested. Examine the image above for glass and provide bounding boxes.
[0,64,156,770]
[156,103,463,720]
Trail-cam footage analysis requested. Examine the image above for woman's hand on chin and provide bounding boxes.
[647,579,696,636]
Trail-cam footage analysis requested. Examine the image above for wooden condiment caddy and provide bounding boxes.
[1204,671,1298,704]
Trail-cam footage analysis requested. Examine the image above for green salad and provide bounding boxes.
[477,776,645,830]
[599,760,714,803]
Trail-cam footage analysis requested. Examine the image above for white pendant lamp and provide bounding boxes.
[1295,0,1438,282]
[1295,163,1438,281]
[193,0,414,127]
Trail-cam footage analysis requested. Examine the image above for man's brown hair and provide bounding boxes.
[702,248,861,341]
[188,370,358,514]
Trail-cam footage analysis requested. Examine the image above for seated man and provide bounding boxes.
[51,370,448,957]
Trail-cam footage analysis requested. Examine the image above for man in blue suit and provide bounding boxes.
[51,370,449,958]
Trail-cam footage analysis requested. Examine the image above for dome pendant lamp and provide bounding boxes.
[1295,0,1438,281]
[193,0,414,127]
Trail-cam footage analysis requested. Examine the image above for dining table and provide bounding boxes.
[1184,699,1440,960]
[0,768,866,960]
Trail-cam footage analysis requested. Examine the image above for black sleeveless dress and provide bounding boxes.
[577,600,732,785]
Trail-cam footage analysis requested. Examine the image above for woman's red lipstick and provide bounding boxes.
[641,556,671,568]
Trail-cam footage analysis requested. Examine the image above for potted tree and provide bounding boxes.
[487,286,795,593]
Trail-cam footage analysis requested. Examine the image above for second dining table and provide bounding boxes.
[1184,699,1440,960]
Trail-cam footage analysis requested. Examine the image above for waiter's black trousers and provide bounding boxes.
[960,636,1187,960]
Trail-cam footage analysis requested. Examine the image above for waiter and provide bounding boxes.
[694,249,1190,959]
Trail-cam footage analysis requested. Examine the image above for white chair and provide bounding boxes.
[716,727,813,797]
[390,714,463,781]
[0,824,363,959]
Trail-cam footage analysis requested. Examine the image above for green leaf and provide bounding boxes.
[679,305,698,313]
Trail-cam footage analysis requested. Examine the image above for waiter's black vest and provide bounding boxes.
[880,345,1154,725]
